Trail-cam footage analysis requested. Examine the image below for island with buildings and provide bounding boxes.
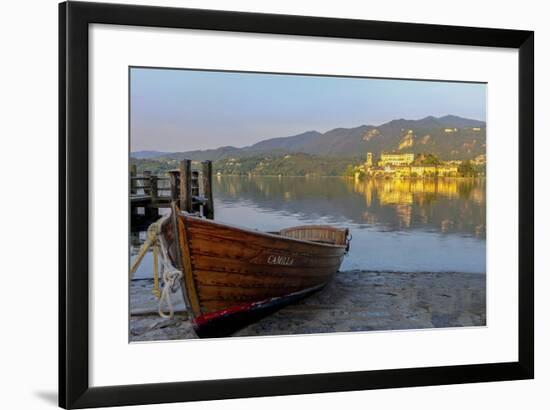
[349,151,486,180]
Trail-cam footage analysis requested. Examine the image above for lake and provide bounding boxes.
[131,175,486,278]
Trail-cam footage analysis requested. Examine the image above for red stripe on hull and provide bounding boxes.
[191,285,325,338]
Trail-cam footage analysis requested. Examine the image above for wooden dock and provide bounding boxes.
[130,159,214,225]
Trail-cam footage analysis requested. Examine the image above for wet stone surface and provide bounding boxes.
[129,270,486,342]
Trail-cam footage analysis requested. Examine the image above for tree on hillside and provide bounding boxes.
[458,160,477,177]
[418,153,441,165]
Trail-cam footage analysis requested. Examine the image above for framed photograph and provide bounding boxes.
[59,1,534,408]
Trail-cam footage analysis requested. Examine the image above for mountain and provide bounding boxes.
[154,115,486,162]
[247,130,322,152]
[162,131,323,162]
[131,150,169,159]
[164,146,242,162]
[379,115,484,130]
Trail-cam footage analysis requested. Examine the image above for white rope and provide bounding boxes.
[129,215,167,279]
[158,268,182,319]
[156,227,183,319]
[129,213,183,319]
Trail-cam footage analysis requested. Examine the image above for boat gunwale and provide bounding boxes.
[181,212,349,250]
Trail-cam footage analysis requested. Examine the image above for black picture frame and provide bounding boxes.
[59,1,534,408]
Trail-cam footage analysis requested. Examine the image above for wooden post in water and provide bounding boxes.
[191,171,200,213]
[168,170,179,203]
[149,174,158,201]
[130,164,138,219]
[142,171,158,219]
[202,160,214,219]
[130,164,137,195]
[142,170,151,194]
[179,159,192,212]
[149,174,159,219]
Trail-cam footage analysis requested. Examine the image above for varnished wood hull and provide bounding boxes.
[163,210,349,337]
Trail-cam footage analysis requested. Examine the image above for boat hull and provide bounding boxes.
[165,211,349,337]
[191,284,325,338]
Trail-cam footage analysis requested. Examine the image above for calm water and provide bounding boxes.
[131,176,486,278]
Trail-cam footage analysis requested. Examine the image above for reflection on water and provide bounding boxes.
[131,175,486,278]
[214,176,485,237]
[213,175,486,273]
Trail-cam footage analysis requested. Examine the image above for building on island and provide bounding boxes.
[411,165,437,177]
[365,152,373,167]
[378,153,415,167]
[392,166,412,178]
[411,165,458,177]
[358,151,459,178]
[436,165,459,177]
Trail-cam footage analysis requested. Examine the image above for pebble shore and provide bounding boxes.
[130,270,486,342]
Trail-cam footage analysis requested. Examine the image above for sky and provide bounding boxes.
[130,67,486,152]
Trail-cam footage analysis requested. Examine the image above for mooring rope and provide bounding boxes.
[129,217,164,280]
[129,213,183,319]
[156,224,182,319]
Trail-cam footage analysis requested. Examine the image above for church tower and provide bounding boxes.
[365,152,373,168]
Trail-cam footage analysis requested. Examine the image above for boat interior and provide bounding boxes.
[276,225,349,246]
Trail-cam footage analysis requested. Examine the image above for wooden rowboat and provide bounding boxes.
[161,206,350,337]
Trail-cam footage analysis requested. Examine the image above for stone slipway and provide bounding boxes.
[129,270,486,342]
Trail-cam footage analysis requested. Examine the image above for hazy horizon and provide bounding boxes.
[130,67,487,152]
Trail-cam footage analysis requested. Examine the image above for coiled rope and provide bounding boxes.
[129,214,183,319]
